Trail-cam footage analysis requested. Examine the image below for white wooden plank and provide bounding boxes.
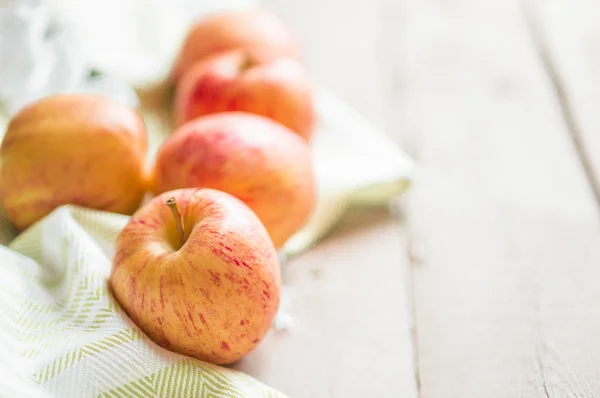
[388,0,600,396]
[233,1,418,397]
[263,0,389,132]
[237,208,416,398]
[525,0,600,206]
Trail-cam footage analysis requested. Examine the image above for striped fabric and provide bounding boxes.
[0,87,412,397]
[0,205,285,397]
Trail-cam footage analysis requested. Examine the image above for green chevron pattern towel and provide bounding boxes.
[0,205,285,397]
[0,85,413,397]
[0,87,413,396]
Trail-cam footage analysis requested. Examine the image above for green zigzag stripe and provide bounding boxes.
[13,280,116,359]
[69,207,126,245]
[12,237,117,353]
[33,328,144,384]
[9,225,43,261]
[100,359,255,398]
[0,254,39,282]
[17,287,115,358]
[2,209,286,397]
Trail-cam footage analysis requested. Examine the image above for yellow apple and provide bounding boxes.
[172,9,299,82]
[0,94,149,229]
[173,47,315,141]
[152,112,316,248]
[110,188,281,365]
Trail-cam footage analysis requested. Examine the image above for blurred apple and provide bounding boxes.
[172,9,299,82]
[110,188,281,365]
[153,112,316,248]
[174,47,315,141]
[0,94,148,229]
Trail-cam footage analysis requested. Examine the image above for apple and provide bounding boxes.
[172,8,299,82]
[0,94,149,230]
[110,188,281,365]
[153,112,316,248]
[173,47,315,141]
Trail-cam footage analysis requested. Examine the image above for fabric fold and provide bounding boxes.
[2,205,286,397]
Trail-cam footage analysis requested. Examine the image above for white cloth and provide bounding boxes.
[0,0,414,256]
[0,1,414,395]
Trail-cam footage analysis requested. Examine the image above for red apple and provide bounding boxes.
[174,47,315,141]
[172,9,299,82]
[110,188,281,365]
[0,94,149,229]
[152,112,316,248]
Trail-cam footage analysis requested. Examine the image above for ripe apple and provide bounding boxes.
[0,94,149,230]
[173,47,315,141]
[172,8,299,82]
[152,112,316,248]
[110,188,281,365]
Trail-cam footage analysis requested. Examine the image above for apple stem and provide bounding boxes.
[240,53,257,71]
[166,197,185,246]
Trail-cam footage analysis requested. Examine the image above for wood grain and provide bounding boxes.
[235,1,418,397]
[525,0,600,207]
[390,0,600,397]
[237,207,416,398]
[264,0,390,131]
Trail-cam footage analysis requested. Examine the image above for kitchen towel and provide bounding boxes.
[0,0,414,395]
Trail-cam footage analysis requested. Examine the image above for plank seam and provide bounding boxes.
[535,343,551,398]
[522,0,600,212]
[392,199,423,398]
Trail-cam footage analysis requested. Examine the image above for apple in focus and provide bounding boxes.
[0,94,149,230]
[110,188,281,365]
[172,8,299,82]
[174,47,315,141]
[153,112,316,248]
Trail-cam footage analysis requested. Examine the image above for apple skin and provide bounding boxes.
[173,47,315,141]
[110,188,281,365]
[0,94,148,230]
[153,112,316,248]
[172,9,299,82]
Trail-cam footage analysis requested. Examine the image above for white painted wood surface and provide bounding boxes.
[399,0,600,397]
[526,0,600,204]
[236,2,418,397]
[237,208,416,397]
[239,0,600,396]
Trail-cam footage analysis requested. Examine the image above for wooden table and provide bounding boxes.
[237,1,600,397]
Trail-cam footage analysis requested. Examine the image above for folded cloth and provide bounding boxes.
[0,205,285,397]
[0,0,415,251]
[138,86,414,259]
[0,0,414,396]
